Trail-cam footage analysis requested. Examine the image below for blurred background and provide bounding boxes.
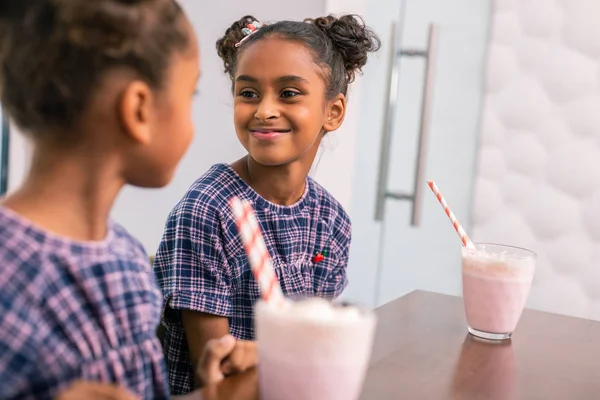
[3,0,600,320]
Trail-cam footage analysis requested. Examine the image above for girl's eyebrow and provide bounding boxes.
[275,75,309,84]
[235,75,309,84]
[236,75,258,83]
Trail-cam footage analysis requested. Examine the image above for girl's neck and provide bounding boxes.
[2,142,125,242]
[233,155,310,206]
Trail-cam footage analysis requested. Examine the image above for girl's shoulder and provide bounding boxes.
[306,176,351,226]
[168,163,245,221]
[188,163,243,196]
[0,206,150,308]
[0,206,47,303]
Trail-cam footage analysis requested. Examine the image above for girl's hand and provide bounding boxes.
[54,381,139,400]
[220,338,258,377]
[196,335,258,387]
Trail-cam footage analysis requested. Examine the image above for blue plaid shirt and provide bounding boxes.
[0,205,169,400]
[154,163,351,394]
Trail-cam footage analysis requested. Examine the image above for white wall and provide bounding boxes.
[6,123,29,194]
[472,0,600,320]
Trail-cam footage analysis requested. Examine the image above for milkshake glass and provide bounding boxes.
[461,243,536,340]
[255,298,377,400]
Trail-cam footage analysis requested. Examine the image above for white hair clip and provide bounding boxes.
[235,20,265,48]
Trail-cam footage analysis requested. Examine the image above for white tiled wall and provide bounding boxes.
[473,0,600,320]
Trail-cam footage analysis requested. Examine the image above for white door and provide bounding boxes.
[344,0,492,307]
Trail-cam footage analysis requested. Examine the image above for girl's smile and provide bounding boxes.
[249,127,292,141]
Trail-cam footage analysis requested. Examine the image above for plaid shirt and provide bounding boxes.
[154,163,351,394]
[0,206,169,400]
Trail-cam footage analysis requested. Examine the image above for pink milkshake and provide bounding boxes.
[462,243,536,340]
[255,298,377,400]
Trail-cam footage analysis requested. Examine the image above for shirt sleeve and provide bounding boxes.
[315,211,351,300]
[154,199,232,322]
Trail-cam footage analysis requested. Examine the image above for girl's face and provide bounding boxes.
[233,37,345,167]
[149,38,199,186]
[122,20,200,188]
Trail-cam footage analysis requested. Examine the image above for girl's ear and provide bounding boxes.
[118,80,154,145]
[323,93,346,132]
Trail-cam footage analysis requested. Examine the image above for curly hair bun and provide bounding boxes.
[307,14,381,84]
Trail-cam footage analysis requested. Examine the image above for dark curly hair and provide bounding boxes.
[0,0,190,137]
[216,14,381,99]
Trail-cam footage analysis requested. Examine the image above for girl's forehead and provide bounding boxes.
[235,38,322,82]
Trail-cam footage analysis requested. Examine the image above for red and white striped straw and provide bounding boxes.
[427,180,476,250]
[229,197,285,307]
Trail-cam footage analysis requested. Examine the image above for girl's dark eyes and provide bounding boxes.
[238,90,301,99]
[281,90,300,98]
[240,90,258,98]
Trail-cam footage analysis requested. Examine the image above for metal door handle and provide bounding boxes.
[374,23,439,226]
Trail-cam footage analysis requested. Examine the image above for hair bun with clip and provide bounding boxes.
[235,19,264,47]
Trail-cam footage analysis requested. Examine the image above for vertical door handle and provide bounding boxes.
[374,23,439,226]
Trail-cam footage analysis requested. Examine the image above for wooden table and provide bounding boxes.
[195,290,600,399]
[362,290,600,399]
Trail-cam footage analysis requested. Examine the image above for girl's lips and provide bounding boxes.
[249,130,291,140]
